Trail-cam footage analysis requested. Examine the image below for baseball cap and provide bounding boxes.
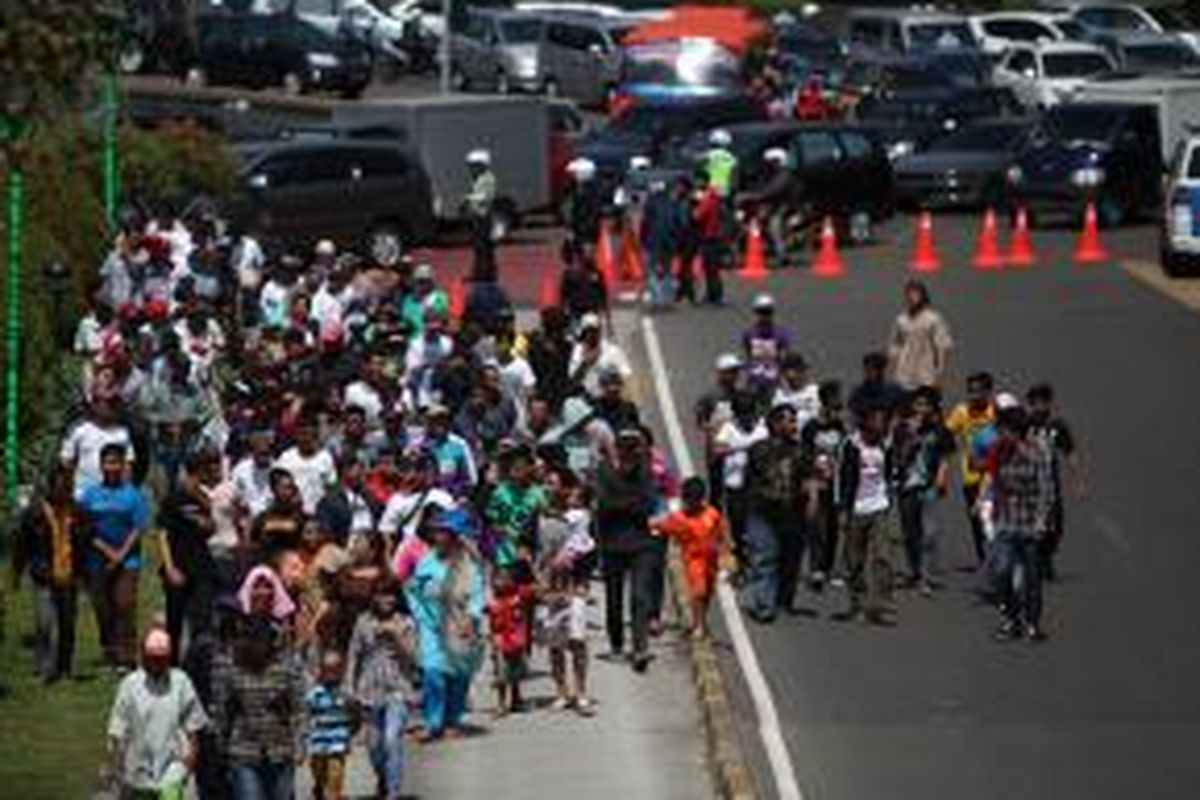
[715,353,743,372]
[752,293,775,311]
[579,312,602,331]
[995,392,1021,411]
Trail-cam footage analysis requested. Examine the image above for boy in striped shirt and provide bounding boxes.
[307,650,355,800]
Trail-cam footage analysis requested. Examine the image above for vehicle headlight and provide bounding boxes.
[307,52,341,69]
[887,141,915,161]
[514,55,538,78]
[1070,167,1105,188]
[1006,165,1024,185]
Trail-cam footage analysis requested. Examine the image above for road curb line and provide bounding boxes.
[617,311,759,800]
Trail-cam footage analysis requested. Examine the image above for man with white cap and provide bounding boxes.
[106,629,209,799]
[464,148,498,281]
[568,312,631,398]
[695,352,743,509]
[742,293,794,399]
[563,157,604,256]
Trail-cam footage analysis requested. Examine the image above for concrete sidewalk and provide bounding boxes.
[297,587,714,799]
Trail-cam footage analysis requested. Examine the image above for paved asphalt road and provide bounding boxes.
[642,215,1200,800]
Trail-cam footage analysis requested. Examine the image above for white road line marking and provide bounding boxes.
[641,315,806,800]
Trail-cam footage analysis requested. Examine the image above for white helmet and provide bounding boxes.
[314,239,336,257]
[763,147,790,167]
[709,128,732,148]
[567,157,597,181]
[466,148,491,166]
[629,155,651,172]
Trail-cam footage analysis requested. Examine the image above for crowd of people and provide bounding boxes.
[695,281,1079,639]
[11,181,704,799]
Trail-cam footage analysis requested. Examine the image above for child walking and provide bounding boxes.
[488,565,534,716]
[537,468,596,715]
[306,650,355,800]
[654,477,731,639]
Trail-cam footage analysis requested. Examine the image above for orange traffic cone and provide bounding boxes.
[1074,201,1109,264]
[909,210,942,273]
[739,218,769,281]
[1007,207,1036,268]
[619,226,644,283]
[539,270,559,309]
[812,216,845,278]
[972,208,1004,270]
[449,276,466,321]
[596,223,618,288]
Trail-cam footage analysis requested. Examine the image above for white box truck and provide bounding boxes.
[334,94,552,238]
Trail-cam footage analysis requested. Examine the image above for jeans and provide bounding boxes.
[423,670,470,736]
[646,247,674,305]
[723,487,751,572]
[230,760,293,800]
[601,546,656,655]
[899,491,941,581]
[366,694,407,798]
[647,536,667,624]
[86,567,139,667]
[993,531,1044,628]
[741,509,801,620]
[31,583,77,679]
[805,487,840,576]
[843,510,902,615]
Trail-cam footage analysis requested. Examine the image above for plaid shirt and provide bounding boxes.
[213,655,306,764]
[991,439,1055,538]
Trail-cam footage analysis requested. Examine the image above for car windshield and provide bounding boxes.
[776,29,843,63]
[1187,145,1200,179]
[1053,19,1089,40]
[928,123,1024,153]
[1123,42,1199,70]
[908,22,976,50]
[1039,105,1121,144]
[1043,52,1112,77]
[500,18,543,42]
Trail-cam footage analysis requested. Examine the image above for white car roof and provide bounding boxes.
[1011,40,1111,55]
[971,11,1076,25]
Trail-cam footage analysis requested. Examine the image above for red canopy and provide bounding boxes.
[622,5,768,53]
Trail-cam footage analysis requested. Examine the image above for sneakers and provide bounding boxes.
[575,697,597,717]
[630,651,652,673]
[550,696,573,712]
[993,619,1021,642]
[1024,624,1048,642]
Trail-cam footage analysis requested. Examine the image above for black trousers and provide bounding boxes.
[700,237,725,304]
[602,546,657,656]
[963,483,987,564]
[470,214,496,282]
[775,509,807,612]
[165,577,215,665]
[724,487,751,570]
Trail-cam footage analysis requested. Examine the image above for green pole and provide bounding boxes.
[102,70,118,230]
[5,167,23,504]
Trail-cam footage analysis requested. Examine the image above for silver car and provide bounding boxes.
[452,10,546,94]
[539,13,634,108]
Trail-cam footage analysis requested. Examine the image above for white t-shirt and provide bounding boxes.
[378,487,455,542]
[233,235,265,291]
[852,437,891,516]
[61,420,133,498]
[344,381,385,429]
[230,457,274,520]
[772,382,821,434]
[568,340,633,397]
[499,356,537,408]
[714,420,768,490]
[259,280,291,328]
[275,447,337,514]
[310,284,345,331]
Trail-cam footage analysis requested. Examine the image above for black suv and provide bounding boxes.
[192,0,373,98]
[664,121,894,243]
[577,94,767,180]
[1008,102,1163,226]
[226,140,436,261]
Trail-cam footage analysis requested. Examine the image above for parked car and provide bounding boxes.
[539,13,636,107]
[452,9,546,93]
[191,0,374,97]
[847,8,979,55]
[893,117,1034,209]
[992,42,1115,109]
[665,120,893,243]
[225,139,436,259]
[618,39,744,101]
[577,93,766,178]
[968,11,1089,58]
[1160,131,1200,275]
[856,86,1024,160]
[1007,101,1163,226]
[1065,2,1200,55]
[296,0,435,74]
